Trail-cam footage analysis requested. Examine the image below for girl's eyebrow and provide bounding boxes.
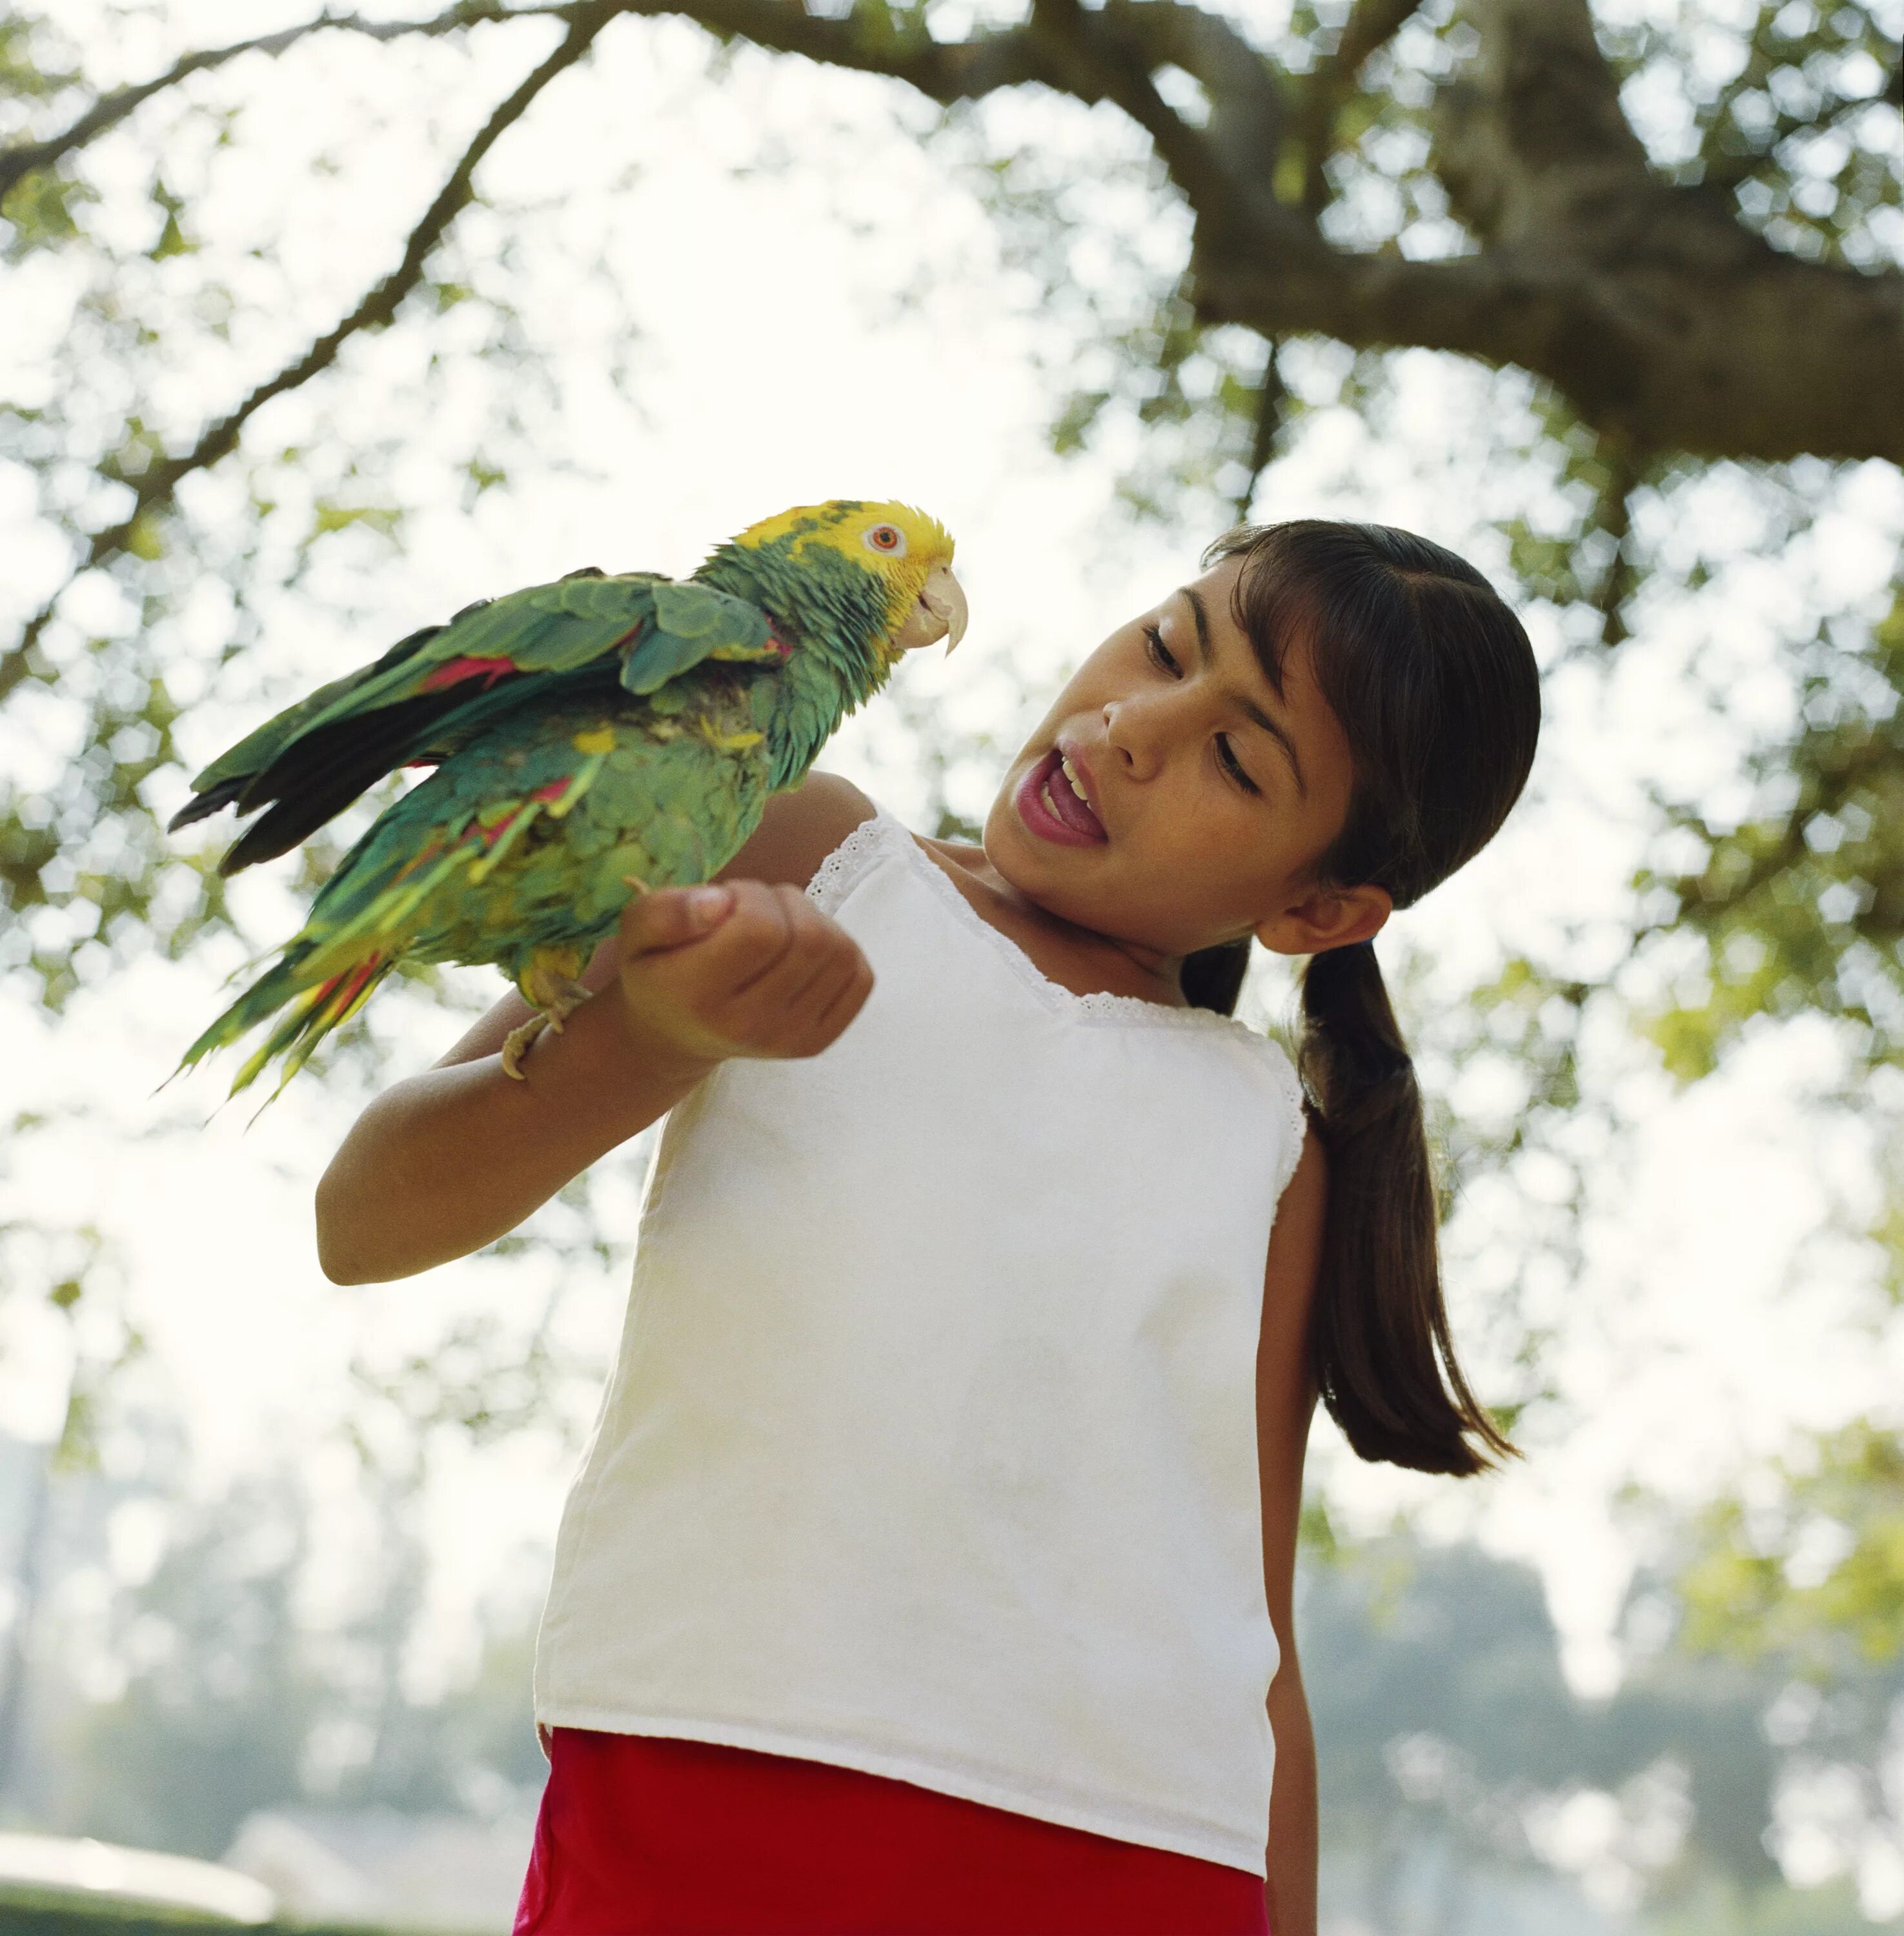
[1177,588,1308,799]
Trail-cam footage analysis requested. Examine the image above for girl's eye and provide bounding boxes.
[1144,625,1180,676]
[1217,735,1260,796]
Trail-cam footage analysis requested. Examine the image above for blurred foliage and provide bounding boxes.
[0,1164,143,1477]
[1312,1537,1770,1901]
[1644,587,1904,1084]
[1677,1418,1904,1675]
[1308,1529,1904,1923]
[1597,0,1901,268]
[1634,1423,1904,1930]
[0,1908,375,1934]
[46,1463,544,1857]
[61,1477,323,1857]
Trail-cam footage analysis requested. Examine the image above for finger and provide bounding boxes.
[726,923,858,1041]
[776,947,873,1055]
[760,887,855,971]
[784,955,875,1058]
[704,882,801,997]
[723,896,862,1017]
[620,882,733,957]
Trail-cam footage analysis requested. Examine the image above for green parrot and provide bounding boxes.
[169,499,966,1096]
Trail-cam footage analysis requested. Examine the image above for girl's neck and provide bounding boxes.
[913,832,1189,1008]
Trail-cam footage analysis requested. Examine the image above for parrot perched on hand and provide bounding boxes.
[169,499,966,1097]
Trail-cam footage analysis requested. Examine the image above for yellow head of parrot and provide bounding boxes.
[728,499,967,660]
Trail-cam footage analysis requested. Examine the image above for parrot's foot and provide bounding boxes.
[500,1014,547,1081]
[500,977,595,1081]
[539,977,592,1035]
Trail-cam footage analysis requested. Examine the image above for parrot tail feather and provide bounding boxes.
[243,954,394,1114]
[174,949,391,1105]
[214,694,467,876]
[167,776,249,833]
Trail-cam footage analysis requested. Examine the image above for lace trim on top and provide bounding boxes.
[806,804,1303,1074]
[804,807,890,915]
[1264,1046,1310,1202]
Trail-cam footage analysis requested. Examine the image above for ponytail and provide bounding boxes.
[1182,934,1514,1473]
[1180,937,1250,1016]
[1194,516,1539,1477]
[1300,942,1514,1475]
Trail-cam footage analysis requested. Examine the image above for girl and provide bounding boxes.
[317,518,1541,1936]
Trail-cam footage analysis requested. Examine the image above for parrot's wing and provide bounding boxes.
[168,574,781,878]
[280,576,779,741]
[618,581,781,695]
[178,574,665,811]
[174,621,451,823]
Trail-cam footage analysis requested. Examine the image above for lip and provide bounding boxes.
[1015,747,1108,847]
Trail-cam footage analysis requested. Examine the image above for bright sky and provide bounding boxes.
[5,0,1902,1724]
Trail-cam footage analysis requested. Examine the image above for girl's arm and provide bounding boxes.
[314,774,876,1285]
[1258,1127,1326,1936]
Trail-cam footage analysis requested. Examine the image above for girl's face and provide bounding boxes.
[983,555,1390,966]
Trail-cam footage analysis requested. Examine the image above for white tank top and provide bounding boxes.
[533,802,1309,1875]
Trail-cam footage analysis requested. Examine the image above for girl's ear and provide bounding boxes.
[1253,882,1392,958]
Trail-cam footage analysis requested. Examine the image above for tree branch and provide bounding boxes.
[1326,0,1428,82]
[0,8,614,709]
[1432,0,1657,253]
[0,2,578,205]
[1024,0,1238,218]
[1098,1,1286,221]
[678,0,1899,464]
[673,0,1275,234]
[1298,0,1424,214]
[621,0,1044,103]
[1233,337,1285,522]
[1590,441,1640,652]
[1191,238,1903,463]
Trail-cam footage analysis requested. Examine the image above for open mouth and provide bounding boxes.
[1015,747,1106,845]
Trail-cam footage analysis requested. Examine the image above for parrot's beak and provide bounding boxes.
[896,565,969,654]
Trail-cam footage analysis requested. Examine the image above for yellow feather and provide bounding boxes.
[467,800,543,883]
[543,751,607,820]
[725,499,953,570]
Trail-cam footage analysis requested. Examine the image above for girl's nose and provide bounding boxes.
[1102,694,1168,781]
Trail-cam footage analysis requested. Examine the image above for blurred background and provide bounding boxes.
[1,1,1900,1930]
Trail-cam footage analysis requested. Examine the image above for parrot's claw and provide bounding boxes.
[501,978,595,1078]
[547,977,592,1022]
[500,1013,547,1080]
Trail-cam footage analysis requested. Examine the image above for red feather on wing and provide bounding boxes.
[420,655,518,692]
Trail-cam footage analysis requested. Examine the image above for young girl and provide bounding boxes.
[317,518,1540,1936]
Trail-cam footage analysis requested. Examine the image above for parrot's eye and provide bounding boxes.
[864,523,907,558]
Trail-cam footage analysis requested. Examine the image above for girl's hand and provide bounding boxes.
[613,880,875,1067]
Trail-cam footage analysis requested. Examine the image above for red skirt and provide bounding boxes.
[515,1728,1271,1935]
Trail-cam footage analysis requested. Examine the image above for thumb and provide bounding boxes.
[620,880,734,956]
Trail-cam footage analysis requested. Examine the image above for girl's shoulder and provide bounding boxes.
[717,772,878,891]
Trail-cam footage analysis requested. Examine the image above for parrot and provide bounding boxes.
[168,499,966,1098]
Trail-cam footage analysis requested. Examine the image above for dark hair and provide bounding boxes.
[1181,520,1541,1475]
